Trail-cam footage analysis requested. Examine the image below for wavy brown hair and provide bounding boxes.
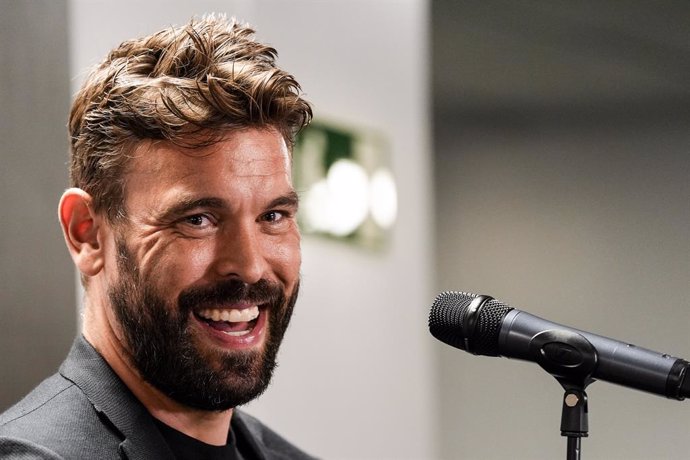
[69,15,312,221]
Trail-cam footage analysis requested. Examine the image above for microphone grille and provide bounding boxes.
[428,291,513,356]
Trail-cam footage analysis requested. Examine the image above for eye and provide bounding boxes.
[261,209,294,225]
[181,213,215,229]
[262,211,284,223]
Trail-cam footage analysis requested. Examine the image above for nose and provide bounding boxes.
[213,221,269,284]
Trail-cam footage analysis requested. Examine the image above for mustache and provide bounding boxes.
[178,278,284,313]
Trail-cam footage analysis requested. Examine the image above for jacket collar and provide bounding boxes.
[59,336,174,460]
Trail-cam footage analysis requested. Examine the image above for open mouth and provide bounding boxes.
[194,305,261,337]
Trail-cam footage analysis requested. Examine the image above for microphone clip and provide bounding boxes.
[528,329,598,390]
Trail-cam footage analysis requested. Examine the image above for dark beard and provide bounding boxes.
[108,238,298,411]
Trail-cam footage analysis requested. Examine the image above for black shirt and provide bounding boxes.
[154,418,254,460]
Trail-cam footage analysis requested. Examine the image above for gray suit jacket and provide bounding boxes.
[0,337,316,459]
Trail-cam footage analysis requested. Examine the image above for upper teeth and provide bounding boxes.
[198,306,259,323]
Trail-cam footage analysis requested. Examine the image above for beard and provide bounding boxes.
[108,238,299,411]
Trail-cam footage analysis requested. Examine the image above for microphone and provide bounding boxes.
[429,291,690,400]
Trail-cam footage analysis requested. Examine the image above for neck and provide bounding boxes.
[82,296,233,446]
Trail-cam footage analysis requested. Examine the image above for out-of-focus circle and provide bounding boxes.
[370,168,397,229]
[326,159,370,236]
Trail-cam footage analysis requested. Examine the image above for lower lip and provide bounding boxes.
[193,308,268,349]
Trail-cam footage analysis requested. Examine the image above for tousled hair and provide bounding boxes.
[69,14,312,221]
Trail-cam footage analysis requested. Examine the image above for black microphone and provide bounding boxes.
[429,291,690,400]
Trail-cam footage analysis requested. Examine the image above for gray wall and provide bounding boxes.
[0,0,76,411]
[434,115,690,460]
[433,2,690,459]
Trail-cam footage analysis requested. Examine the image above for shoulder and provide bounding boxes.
[0,373,121,458]
[233,410,319,460]
[0,437,65,459]
[0,373,77,430]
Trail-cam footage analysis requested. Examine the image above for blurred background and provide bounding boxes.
[1,1,688,459]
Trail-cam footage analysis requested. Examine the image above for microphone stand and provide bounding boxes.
[560,385,589,460]
[528,330,598,460]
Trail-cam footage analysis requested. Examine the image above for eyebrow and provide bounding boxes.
[266,191,300,210]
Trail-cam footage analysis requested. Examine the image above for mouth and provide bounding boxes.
[193,303,267,347]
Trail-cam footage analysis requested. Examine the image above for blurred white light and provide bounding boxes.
[302,179,330,233]
[369,168,397,229]
[326,159,370,236]
[301,159,397,240]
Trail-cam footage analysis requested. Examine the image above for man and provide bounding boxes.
[0,15,315,459]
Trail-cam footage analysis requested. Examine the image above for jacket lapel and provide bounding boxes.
[59,336,174,460]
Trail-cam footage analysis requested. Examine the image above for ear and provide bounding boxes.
[58,188,105,277]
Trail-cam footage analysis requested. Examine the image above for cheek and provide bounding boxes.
[140,241,217,292]
[267,234,301,284]
[187,243,217,275]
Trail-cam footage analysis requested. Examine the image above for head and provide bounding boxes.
[69,14,311,223]
[60,15,311,411]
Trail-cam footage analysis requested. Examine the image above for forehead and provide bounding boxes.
[120,128,293,211]
[127,128,291,179]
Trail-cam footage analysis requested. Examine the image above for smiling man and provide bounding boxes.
[0,15,314,459]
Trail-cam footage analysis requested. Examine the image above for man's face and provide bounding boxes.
[104,128,301,411]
